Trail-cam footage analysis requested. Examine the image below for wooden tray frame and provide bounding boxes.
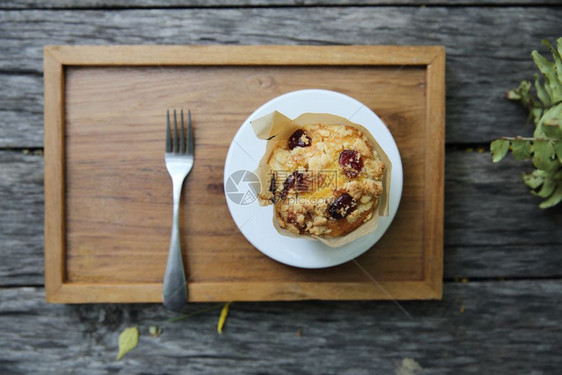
[44,45,445,303]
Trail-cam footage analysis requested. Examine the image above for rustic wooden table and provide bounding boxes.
[1,1,561,374]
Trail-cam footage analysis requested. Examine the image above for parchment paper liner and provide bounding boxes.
[251,111,391,248]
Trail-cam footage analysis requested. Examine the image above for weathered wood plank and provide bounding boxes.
[0,8,560,145]
[0,151,44,286]
[445,244,562,280]
[1,282,561,374]
[0,74,42,148]
[1,7,556,75]
[2,0,560,9]
[1,149,560,286]
[444,149,562,278]
[444,147,562,249]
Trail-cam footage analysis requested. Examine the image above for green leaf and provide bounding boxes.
[117,327,139,360]
[542,38,562,82]
[539,183,562,209]
[496,39,562,208]
[506,89,521,100]
[507,80,533,107]
[555,141,562,163]
[522,172,544,189]
[532,139,558,172]
[491,139,510,162]
[532,169,549,177]
[532,50,562,103]
[534,73,551,106]
[543,122,562,139]
[531,107,543,127]
[544,117,561,127]
[531,177,555,198]
[511,139,532,161]
[541,103,562,138]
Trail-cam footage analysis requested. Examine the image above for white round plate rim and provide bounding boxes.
[223,89,403,269]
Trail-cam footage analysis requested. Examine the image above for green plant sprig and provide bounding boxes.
[491,37,562,209]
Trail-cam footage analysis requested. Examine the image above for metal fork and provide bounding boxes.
[163,109,194,312]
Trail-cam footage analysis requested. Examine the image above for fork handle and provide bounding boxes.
[163,176,188,312]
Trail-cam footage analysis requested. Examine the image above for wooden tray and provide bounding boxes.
[44,45,445,303]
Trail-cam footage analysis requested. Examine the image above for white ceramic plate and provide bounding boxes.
[223,89,403,269]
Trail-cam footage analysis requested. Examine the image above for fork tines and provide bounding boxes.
[166,109,193,155]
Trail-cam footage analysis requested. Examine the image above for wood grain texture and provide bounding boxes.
[0,73,43,148]
[45,52,443,302]
[444,147,562,249]
[424,50,445,297]
[2,149,561,287]
[0,151,44,286]
[43,48,66,302]
[2,282,562,374]
[1,8,560,146]
[47,45,442,65]
[2,0,560,8]
[2,2,562,372]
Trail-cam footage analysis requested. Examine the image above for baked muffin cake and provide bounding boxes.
[265,123,385,237]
